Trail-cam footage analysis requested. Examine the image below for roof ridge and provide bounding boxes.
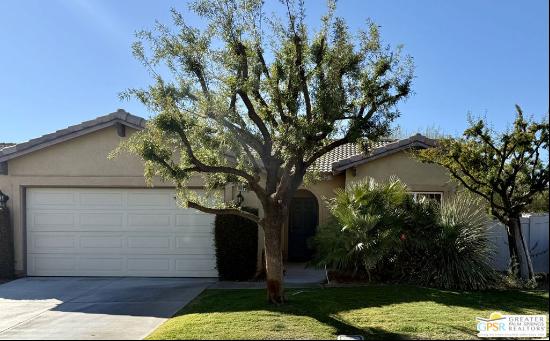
[0,109,146,162]
[331,134,436,173]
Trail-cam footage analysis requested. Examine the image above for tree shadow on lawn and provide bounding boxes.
[173,285,548,340]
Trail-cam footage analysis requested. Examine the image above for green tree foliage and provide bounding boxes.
[524,189,549,213]
[417,107,549,281]
[115,0,413,303]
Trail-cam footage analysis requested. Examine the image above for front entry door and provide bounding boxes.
[288,196,318,261]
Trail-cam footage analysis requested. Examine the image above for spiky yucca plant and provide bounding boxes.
[419,192,498,290]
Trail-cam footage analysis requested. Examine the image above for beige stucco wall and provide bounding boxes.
[239,173,345,261]
[0,126,216,274]
[302,174,346,226]
[228,151,453,263]
[0,124,454,275]
[345,151,456,196]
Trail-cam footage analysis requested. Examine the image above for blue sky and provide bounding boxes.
[0,0,548,143]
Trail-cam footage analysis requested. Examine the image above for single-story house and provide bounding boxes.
[0,110,454,278]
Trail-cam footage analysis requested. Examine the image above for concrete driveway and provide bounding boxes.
[0,277,215,340]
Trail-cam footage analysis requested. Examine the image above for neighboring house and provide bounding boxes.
[0,110,454,278]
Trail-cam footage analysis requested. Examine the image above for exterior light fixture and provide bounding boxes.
[236,191,244,207]
[0,190,9,208]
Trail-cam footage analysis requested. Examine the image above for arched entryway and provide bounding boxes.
[287,189,319,262]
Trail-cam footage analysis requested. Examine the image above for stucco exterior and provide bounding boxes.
[0,112,455,276]
[345,151,455,196]
[0,126,213,274]
[239,151,454,262]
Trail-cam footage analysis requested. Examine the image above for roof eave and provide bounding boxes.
[0,109,146,163]
[332,134,437,173]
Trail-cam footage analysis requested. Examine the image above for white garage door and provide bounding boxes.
[26,188,217,277]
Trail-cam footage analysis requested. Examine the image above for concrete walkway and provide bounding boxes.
[284,262,327,284]
[211,262,327,289]
[0,277,214,340]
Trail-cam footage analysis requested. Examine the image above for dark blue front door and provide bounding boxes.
[288,196,318,261]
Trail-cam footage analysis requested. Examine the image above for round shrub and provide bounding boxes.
[214,208,258,281]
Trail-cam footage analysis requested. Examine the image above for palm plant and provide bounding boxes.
[313,178,499,290]
[313,177,410,279]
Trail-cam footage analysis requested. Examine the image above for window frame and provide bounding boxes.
[411,191,444,203]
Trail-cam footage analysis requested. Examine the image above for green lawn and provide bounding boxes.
[147,285,549,340]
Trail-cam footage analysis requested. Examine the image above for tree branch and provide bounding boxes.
[294,34,312,120]
[172,121,268,199]
[237,90,272,145]
[187,201,259,223]
[451,154,492,189]
[304,135,351,168]
[443,166,506,212]
[253,89,278,128]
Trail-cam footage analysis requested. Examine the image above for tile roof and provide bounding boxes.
[312,139,395,173]
[332,134,437,173]
[0,109,146,163]
[0,143,15,150]
[1,108,435,176]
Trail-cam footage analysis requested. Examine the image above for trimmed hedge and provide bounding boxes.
[0,207,14,279]
[214,207,258,281]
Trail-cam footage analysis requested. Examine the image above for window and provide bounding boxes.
[411,192,443,203]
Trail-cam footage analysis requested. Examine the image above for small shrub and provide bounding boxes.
[501,270,540,290]
[0,207,14,279]
[214,207,258,281]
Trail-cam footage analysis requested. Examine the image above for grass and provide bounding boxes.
[147,285,549,340]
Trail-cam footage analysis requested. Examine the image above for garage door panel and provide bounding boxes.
[29,233,125,254]
[79,257,124,272]
[29,233,215,255]
[127,236,172,249]
[175,257,217,277]
[127,192,175,208]
[79,192,124,207]
[175,214,214,226]
[29,255,77,274]
[32,212,76,229]
[127,213,171,227]
[28,191,76,208]
[127,257,171,272]
[175,257,216,270]
[31,233,77,250]
[28,255,218,277]
[27,188,218,277]
[79,212,124,228]
[80,235,125,249]
[176,235,215,251]
[173,225,215,234]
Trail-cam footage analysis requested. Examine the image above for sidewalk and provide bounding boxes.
[210,262,327,289]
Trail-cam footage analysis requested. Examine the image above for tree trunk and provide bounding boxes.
[507,216,535,281]
[263,205,286,304]
[505,226,520,276]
